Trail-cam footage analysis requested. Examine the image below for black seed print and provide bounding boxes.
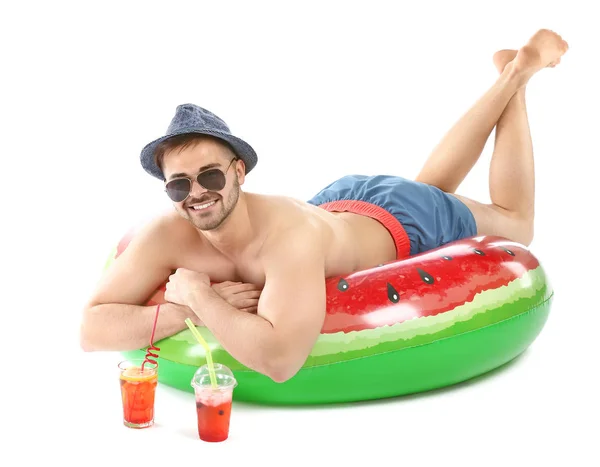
[417,268,435,285]
[473,248,485,256]
[218,410,224,416]
[442,255,453,260]
[387,283,400,303]
[500,247,515,256]
[337,278,349,292]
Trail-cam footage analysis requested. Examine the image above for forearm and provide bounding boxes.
[80,302,201,352]
[188,288,286,380]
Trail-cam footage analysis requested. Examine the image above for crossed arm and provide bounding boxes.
[182,230,327,383]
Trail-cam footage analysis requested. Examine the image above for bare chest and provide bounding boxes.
[176,248,266,286]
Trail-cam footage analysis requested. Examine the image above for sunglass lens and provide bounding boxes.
[197,169,226,191]
[166,179,191,202]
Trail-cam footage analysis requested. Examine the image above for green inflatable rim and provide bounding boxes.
[122,292,552,405]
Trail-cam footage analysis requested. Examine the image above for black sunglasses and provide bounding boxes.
[164,158,237,202]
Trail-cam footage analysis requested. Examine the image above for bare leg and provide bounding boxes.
[416,29,569,245]
[489,49,532,217]
[453,51,535,244]
[415,66,520,194]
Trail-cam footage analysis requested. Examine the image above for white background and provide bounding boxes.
[2,1,599,465]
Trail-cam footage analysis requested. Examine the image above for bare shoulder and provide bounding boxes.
[246,193,329,259]
[249,192,327,228]
[85,210,200,307]
[128,210,199,260]
[260,219,325,268]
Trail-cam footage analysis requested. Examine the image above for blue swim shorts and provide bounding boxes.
[306,174,478,258]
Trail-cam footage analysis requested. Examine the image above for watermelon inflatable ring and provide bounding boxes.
[107,230,553,405]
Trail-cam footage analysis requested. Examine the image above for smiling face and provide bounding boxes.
[157,135,245,231]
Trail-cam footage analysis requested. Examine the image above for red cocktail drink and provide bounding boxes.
[191,364,237,442]
[195,391,233,441]
[118,360,158,428]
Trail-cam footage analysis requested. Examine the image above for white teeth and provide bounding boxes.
[191,200,216,210]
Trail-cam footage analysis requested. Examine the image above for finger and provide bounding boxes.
[224,283,263,294]
[237,290,263,300]
[239,306,258,314]
[218,281,241,287]
[212,280,242,289]
[233,298,260,309]
[212,280,242,291]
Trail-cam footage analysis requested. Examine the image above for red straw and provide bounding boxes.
[141,304,161,371]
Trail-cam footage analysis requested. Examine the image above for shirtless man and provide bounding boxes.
[80,29,568,383]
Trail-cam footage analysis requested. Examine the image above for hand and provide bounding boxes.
[165,268,211,308]
[211,281,263,314]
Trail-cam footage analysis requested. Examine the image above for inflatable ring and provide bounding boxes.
[106,228,553,405]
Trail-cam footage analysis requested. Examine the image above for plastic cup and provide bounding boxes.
[118,359,158,428]
[191,363,238,442]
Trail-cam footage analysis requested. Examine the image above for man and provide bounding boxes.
[80,29,568,383]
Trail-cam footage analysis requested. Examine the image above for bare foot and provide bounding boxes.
[512,29,569,81]
[493,49,518,73]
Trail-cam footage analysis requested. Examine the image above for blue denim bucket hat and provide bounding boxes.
[140,104,258,180]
